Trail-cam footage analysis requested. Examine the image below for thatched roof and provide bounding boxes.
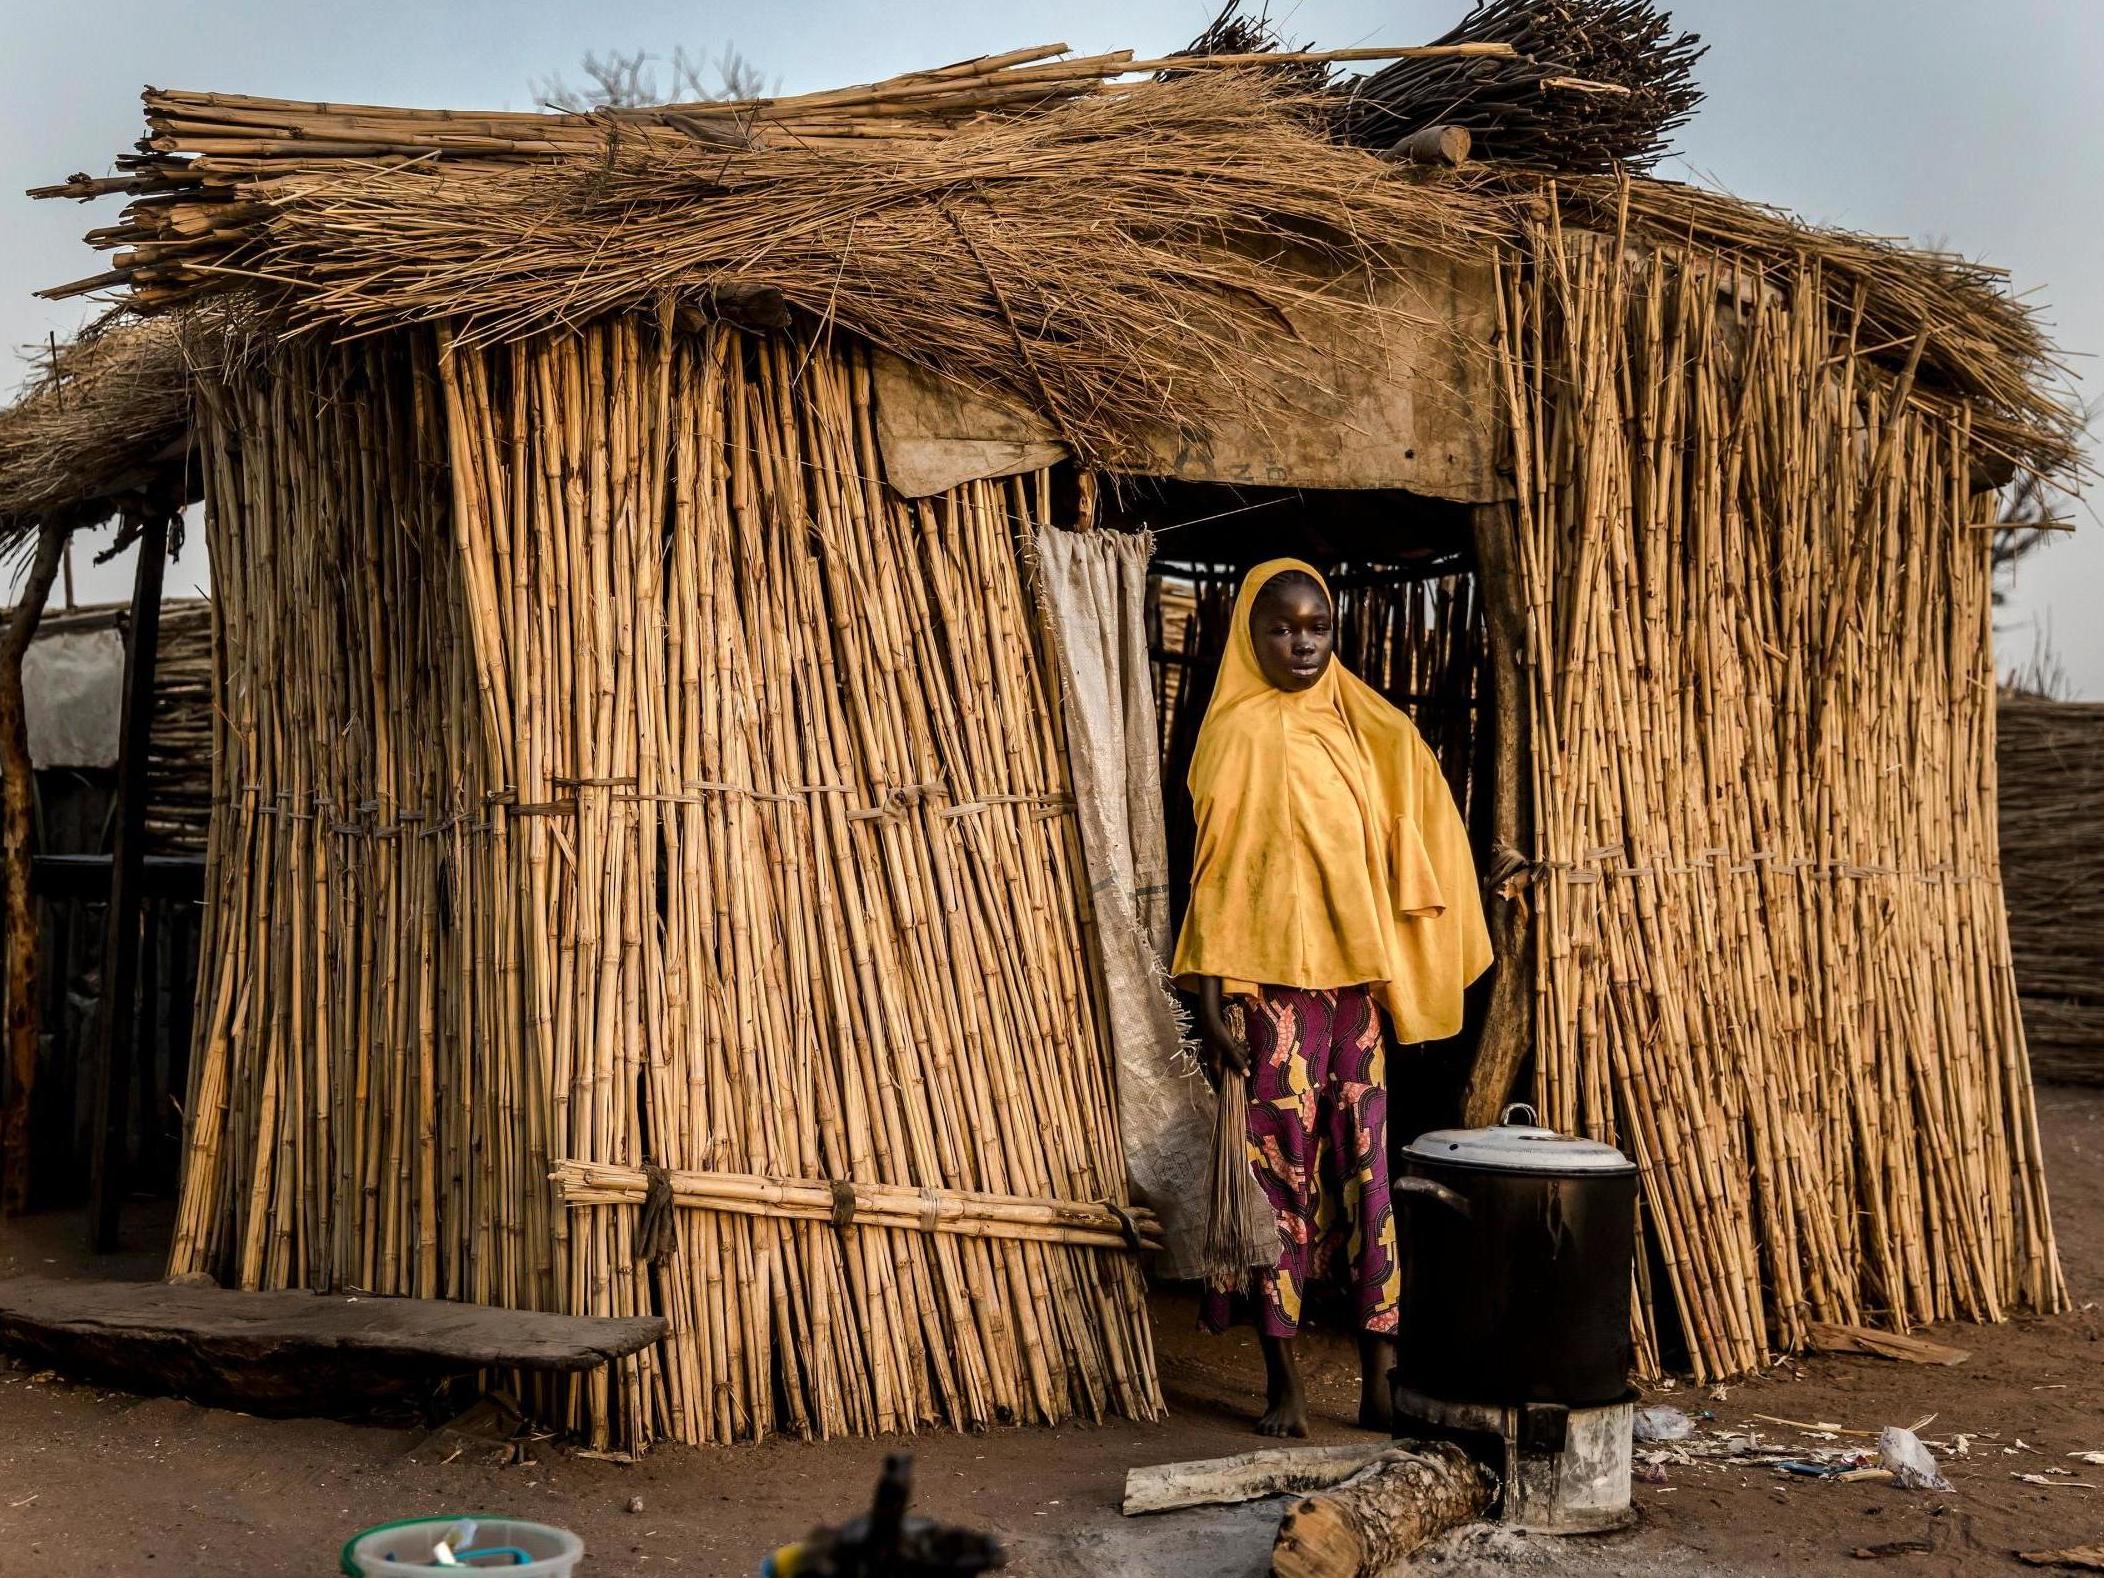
[36,54,1521,471]
[0,315,197,553]
[23,28,2085,481]
[1545,174,2083,480]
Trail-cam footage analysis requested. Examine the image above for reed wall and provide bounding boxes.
[1494,231,2064,1379]
[173,322,1158,1447]
[1997,696,2104,1087]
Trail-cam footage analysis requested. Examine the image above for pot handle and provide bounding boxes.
[1393,1175,1471,1218]
[1500,1102,1539,1128]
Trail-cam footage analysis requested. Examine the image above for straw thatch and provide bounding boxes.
[31,43,2081,482]
[0,316,196,553]
[42,65,1508,471]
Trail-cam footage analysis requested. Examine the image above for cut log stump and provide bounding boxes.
[1385,124,1473,166]
[0,1276,664,1415]
[1271,1442,1494,1578]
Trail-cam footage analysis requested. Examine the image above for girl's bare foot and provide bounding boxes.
[1258,1333,1309,1437]
[1258,1373,1310,1436]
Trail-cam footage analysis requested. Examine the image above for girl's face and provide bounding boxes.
[1249,577,1334,693]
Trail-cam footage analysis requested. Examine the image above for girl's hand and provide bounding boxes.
[1196,975,1249,1088]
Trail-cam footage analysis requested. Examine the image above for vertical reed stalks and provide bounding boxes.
[1492,225,2063,1378]
[173,320,1160,1448]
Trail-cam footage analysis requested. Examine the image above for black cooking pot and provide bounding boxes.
[1393,1104,1637,1408]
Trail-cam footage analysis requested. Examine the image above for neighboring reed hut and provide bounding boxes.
[1,316,199,1216]
[1997,694,2104,1086]
[27,7,2077,1447]
[17,596,213,1211]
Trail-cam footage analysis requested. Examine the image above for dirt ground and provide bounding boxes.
[0,1084,2098,1578]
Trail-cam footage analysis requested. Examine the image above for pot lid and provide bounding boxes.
[1403,1104,1636,1176]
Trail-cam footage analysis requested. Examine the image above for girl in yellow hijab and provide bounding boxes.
[1173,559,1490,1437]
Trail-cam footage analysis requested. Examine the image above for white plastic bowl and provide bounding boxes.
[340,1515,584,1575]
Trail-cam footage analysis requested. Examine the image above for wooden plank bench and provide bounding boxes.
[0,1275,665,1415]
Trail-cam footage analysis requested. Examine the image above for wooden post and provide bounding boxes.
[89,509,169,1252]
[1,520,71,1213]
[1461,501,1536,1127]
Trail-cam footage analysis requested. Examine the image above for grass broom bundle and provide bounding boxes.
[1336,0,1706,172]
[1200,1002,1278,1293]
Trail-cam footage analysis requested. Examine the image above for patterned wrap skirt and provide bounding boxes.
[1202,983,1400,1339]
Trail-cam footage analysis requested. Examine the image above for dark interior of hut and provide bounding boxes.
[28,767,196,1211]
[1098,473,1500,1152]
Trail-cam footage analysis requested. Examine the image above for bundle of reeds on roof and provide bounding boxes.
[1337,0,1706,171]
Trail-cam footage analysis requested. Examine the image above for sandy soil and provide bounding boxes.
[0,1083,2097,1578]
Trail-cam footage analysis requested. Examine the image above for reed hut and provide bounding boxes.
[14,596,213,1212]
[1,315,201,1213]
[29,10,2078,1448]
[1997,694,2104,1086]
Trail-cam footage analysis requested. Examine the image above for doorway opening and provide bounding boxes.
[1108,478,1495,1136]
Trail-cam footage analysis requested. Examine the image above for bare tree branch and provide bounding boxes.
[1993,459,2084,697]
[534,45,774,112]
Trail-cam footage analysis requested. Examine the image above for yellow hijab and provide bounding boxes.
[1170,559,1491,1042]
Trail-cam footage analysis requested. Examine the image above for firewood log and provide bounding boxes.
[1270,1442,1493,1578]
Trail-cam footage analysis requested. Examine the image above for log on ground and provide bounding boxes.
[1271,1442,1494,1578]
[1805,1320,1970,1366]
[1122,1442,1394,1515]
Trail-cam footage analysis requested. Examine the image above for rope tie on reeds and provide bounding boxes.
[1101,1199,1146,1253]
[845,782,942,822]
[603,778,1073,822]
[226,778,1068,828]
[1534,850,1992,883]
[827,1179,858,1230]
[552,1160,1165,1254]
[933,791,1073,819]
[636,1162,678,1267]
[231,782,1985,878]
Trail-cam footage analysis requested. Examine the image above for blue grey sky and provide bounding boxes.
[5,1,2099,690]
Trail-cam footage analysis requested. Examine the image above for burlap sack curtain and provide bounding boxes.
[1032,525,1214,1281]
